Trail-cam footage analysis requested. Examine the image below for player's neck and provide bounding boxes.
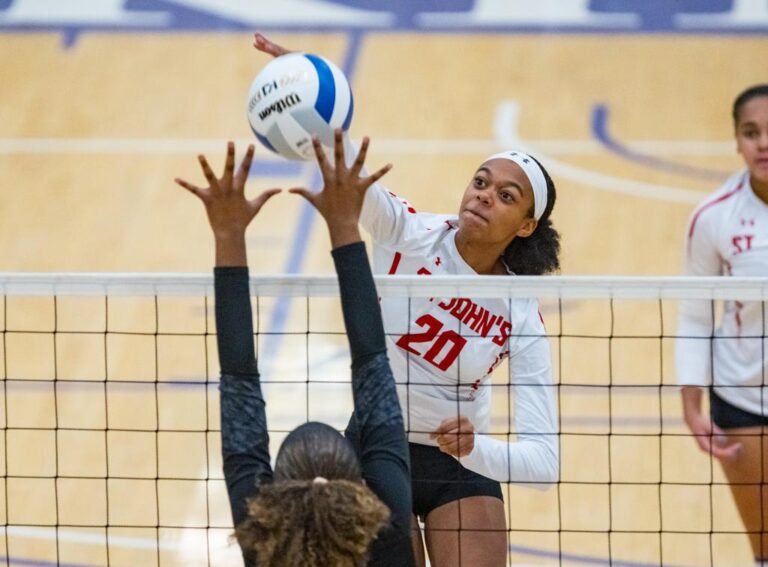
[750,174,768,205]
[455,234,506,275]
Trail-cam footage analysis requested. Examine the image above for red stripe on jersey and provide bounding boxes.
[687,176,745,254]
[388,252,402,275]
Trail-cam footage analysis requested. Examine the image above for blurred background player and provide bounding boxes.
[255,33,559,567]
[175,139,415,566]
[677,84,768,566]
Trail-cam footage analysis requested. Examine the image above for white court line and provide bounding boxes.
[0,137,733,156]
[493,100,708,205]
[4,526,180,551]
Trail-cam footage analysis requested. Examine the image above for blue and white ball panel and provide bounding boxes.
[246,52,353,161]
[309,54,354,132]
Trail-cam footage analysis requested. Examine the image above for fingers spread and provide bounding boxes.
[253,188,282,208]
[349,136,369,178]
[236,144,256,188]
[334,128,345,173]
[363,163,393,189]
[312,137,331,177]
[288,187,315,203]
[222,141,236,187]
[198,154,218,188]
[175,178,205,200]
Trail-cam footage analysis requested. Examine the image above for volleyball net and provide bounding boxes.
[0,273,766,567]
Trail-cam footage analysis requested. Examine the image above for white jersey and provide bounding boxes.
[676,171,768,416]
[360,183,558,485]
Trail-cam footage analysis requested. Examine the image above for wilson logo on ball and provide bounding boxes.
[247,53,354,161]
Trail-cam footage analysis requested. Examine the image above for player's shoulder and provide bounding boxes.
[688,170,749,235]
[510,296,545,328]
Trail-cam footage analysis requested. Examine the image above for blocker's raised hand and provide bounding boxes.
[290,129,391,248]
[176,141,281,238]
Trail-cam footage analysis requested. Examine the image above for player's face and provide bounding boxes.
[458,159,538,246]
[736,95,768,185]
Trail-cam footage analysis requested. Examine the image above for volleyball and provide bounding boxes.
[246,52,354,161]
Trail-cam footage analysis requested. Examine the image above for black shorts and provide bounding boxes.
[710,388,768,429]
[410,442,503,520]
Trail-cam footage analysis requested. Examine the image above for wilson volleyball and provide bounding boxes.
[246,53,354,161]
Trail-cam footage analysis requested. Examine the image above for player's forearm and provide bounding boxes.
[681,386,704,422]
[215,267,272,528]
[328,224,362,250]
[214,267,258,373]
[460,434,559,487]
[215,233,248,267]
[331,241,386,363]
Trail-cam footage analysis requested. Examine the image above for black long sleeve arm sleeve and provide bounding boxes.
[215,267,273,536]
[332,242,415,567]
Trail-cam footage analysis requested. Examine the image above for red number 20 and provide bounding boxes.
[395,314,467,371]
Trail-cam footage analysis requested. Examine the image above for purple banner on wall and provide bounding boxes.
[1,0,767,33]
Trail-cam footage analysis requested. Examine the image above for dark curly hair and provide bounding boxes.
[501,156,560,275]
[236,479,390,567]
[234,422,391,567]
[732,84,768,128]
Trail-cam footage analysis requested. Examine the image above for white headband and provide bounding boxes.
[486,151,548,220]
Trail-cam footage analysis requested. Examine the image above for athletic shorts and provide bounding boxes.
[710,388,768,429]
[409,442,503,520]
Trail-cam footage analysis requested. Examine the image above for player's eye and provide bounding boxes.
[473,176,487,188]
[500,191,514,202]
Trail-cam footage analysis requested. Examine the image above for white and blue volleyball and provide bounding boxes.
[246,53,354,161]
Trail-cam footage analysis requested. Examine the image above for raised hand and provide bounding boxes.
[291,129,391,249]
[253,32,291,58]
[176,141,281,265]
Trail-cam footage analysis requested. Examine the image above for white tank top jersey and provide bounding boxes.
[676,170,768,417]
[359,182,559,486]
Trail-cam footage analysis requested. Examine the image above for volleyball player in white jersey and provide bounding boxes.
[677,84,768,564]
[255,33,559,567]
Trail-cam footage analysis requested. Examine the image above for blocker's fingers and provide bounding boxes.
[288,187,316,204]
[312,136,331,176]
[363,163,393,189]
[250,188,282,213]
[334,129,345,173]
[236,144,256,187]
[198,155,218,188]
[222,142,236,187]
[174,177,205,199]
[349,136,370,177]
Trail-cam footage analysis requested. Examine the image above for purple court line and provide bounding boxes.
[258,31,365,375]
[591,104,729,182]
[510,543,692,567]
[0,556,99,567]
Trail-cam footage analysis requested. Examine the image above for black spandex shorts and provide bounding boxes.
[409,442,503,520]
[710,388,768,429]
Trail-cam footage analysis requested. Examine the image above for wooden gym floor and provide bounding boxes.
[0,32,766,566]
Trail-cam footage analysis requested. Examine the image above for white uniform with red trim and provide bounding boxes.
[676,170,768,416]
[360,184,559,485]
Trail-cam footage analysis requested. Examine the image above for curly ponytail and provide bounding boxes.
[236,479,390,567]
[502,156,560,275]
